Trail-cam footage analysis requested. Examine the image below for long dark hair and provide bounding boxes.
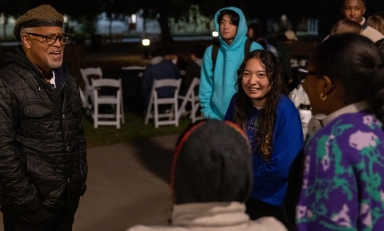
[311,34,384,126]
[233,49,287,160]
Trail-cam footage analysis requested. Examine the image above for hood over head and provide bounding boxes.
[214,7,248,49]
[171,119,252,205]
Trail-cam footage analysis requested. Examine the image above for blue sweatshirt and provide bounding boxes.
[199,7,263,120]
[225,94,303,207]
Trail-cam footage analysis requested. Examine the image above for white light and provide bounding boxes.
[131,14,136,24]
[212,31,219,37]
[63,15,68,24]
[142,38,150,46]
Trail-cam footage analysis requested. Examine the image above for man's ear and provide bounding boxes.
[21,34,32,49]
[362,6,366,16]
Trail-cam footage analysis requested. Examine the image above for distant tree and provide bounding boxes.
[136,0,225,42]
[0,0,32,39]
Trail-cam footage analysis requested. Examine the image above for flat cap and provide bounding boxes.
[13,5,64,40]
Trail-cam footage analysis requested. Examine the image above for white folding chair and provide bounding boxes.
[91,78,125,129]
[121,66,146,77]
[144,79,181,128]
[79,87,91,114]
[80,67,103,109]
[178,77,204,123]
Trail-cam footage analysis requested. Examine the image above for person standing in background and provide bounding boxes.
[0,5,87,230]
[340,0,384,42]
[199,7,263,120]
[366,15,384,35]
[141,48,181,107]
[180,44,206,96]
[164,46,188,75]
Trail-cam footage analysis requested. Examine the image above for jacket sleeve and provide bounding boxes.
[199,45,214,118]
[76,85,88,196]
[0,78,41,214]
[254,101,304,180]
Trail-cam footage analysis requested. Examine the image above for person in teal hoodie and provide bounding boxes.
[199,7,263,120]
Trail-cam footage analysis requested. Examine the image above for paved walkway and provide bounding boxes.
[0,134,180,231]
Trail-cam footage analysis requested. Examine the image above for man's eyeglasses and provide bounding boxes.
[297,68,323,83]
[26,33,69,46]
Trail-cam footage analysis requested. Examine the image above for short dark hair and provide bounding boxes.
[248,22,266,39]
[190,44,206,59]
[150,48,164,57]
[217,9,239,27]
[171,120,252,204]
[342,0,365,7]
[163,46,176,56]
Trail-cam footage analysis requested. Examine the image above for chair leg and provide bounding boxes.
[174,101,179,127]
[178,97,188,120]
[116,102,120,129]
[94,102,98,128]
[144,97,153,124]
[120,95,125,124]
[154,100,159,128]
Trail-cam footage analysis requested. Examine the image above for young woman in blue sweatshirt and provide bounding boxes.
[224,49,303,222]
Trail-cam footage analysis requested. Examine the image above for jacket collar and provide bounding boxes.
[323,101,369,126]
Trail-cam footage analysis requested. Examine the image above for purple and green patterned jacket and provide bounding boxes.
[296,102,384,230]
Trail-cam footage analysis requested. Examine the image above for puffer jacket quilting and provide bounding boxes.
[0,48,87,215]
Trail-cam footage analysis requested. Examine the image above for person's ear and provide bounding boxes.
[21,34,32,49]
[362,6,366,16]
[320,75,334,95]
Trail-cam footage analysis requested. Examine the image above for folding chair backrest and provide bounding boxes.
[190,78,200,95]
[80,67,103,86]
[122,66,146,70]
[92,78,121,89]
[145,78,181,128]
[91,78,124,129]
[153,79,181,89]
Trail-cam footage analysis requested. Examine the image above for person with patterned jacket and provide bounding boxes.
[296,34,384,230]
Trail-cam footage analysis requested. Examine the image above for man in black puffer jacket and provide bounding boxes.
[0,5,87,231]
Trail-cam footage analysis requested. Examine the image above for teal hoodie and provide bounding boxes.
[199,7,263,120]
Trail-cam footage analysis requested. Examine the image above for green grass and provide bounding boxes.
[83,111,192,148]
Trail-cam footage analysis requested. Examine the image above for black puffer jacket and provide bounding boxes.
[0,47,87,216]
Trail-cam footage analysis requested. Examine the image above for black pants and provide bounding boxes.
[245,197,285,223]
[3,206,77,231]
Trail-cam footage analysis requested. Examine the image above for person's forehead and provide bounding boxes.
[343,0,365,7]
[221,14,232,21]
